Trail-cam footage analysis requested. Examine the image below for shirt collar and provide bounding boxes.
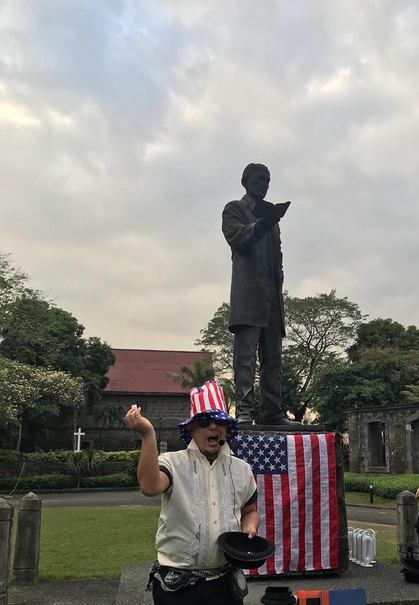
[187,438,232,459]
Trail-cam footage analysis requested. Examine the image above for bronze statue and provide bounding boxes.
[222,163,299,426]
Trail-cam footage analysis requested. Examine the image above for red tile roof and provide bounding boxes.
[104,349,212,394]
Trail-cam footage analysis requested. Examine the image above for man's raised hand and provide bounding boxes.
[123,405,155,436]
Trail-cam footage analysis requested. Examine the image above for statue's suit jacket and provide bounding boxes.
[222,194,286,336]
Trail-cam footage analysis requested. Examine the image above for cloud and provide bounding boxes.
[1,0,419,350]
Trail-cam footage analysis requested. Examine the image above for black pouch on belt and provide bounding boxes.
[228,569,248,601]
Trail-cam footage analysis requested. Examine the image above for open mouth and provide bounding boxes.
[207,435,219,445]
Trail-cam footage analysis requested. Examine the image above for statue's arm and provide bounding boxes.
[222,201,271,251]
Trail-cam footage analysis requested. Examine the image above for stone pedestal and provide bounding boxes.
[13,492,42,585]
[0,498,14,605]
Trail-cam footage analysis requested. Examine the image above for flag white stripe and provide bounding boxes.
[191,391,198,414]
[318,434,330,568]
[202,386,211,411]
[287,436,299,570]
[303,434,314,571]
[273,473,283,573]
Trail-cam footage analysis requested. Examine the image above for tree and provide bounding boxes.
[0,252,39,329]
[195,303,234,378]
[170,358,215,390]
[65,450,104,489]
[0,356,85,450]
[284,290,364,420]
[0,296,114,406]
[315,347,419,430]
[197,291,364,421]
[348,318,419,359]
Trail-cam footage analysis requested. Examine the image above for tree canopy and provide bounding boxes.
[283,290,364,420]
[170,358,215,390]
[197,291,364,422]
[315,347,419,430]
[0,251,115,449]
[348,318,419,359]
[0,287,114,406]
[0,356,85,449]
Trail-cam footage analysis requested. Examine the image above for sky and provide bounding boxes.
[1,0,419,351]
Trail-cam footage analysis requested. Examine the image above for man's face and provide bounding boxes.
[189,414,228,456]
[245,169,270,200]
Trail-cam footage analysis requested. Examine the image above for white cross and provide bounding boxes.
[74,427,85,452]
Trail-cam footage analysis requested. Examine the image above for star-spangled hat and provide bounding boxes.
[178,380,238,445]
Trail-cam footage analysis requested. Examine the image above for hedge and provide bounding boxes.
[0,449,140,464]
[80,473,136,488]
[345,473,419,499]
[0,474,77,491]
[0,472,137,491]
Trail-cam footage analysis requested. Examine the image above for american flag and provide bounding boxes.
[231,432,339,576]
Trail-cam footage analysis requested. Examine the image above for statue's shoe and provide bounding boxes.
[258,415,303,428]
[236,413,253,426]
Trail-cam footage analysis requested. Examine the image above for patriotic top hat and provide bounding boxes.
[178,380,238,445]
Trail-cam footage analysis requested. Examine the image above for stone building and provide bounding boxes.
[78,348,213,451]
[347,404,419,474]
[28,348,212,452]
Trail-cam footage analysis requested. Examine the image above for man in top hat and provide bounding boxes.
[222,163,299,427]
[124,379,259,605]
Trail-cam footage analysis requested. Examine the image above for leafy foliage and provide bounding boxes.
[195,302,234,378]
[0,252,40,328]
[169,358,215,390]
[0,473,77,491]
[348,318,419,359]
[0,448,139,464]
[0,296,114,406]
[65,449,105,488]
[284,290,364,420]
[197,292,363,422]
[316,323,419,429]
[345,472,419,499]
[0,356,85,427]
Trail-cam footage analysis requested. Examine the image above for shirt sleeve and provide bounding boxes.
[243,489,258,508]
[241,461,258,507]
[158,452,174,492]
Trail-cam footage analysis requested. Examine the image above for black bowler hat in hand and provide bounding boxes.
[217,531,275,569]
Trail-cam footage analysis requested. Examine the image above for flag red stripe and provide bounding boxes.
[295,434,306,571]
[264,474,276,574]
[326,432,339,568]
[249,472,261,576]
[281,472,291,572]
[310,433,322,569]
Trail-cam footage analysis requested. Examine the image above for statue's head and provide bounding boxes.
[241,163,270,200]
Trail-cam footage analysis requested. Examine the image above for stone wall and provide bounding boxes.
[347,405,416,473]
[16,392,189,452]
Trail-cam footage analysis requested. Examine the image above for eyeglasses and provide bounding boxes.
[194,414,228,428]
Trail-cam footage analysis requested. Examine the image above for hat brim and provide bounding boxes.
[217,532,275,569]
[178,410,238,445]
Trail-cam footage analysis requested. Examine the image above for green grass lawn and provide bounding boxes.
[345,491,395,508]
[35,506,160,581]
[10,504,398,583]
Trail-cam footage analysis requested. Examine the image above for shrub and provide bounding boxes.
[345,473,419,499]
[0,474,76,491]
[80,473,136,488]
[65,450,106,488]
